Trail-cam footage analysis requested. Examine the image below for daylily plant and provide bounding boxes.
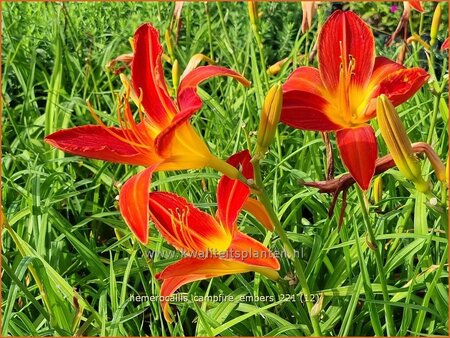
[149,150,280,322]
[281,10,429,189]
[45,23,250,244]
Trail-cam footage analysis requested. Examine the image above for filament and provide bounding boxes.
[338,41,356,123]
[169,207,203,253]
[86,90,154,156]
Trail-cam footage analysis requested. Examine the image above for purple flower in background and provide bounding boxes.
[390,4,398,12]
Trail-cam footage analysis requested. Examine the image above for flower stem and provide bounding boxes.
[356,187,396,336]
[252,160,322,336]
[249,13,269,88]
[253,31,269,88]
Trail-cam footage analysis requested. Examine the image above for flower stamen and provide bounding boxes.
[338,41,357,123]
[86,100,149,151]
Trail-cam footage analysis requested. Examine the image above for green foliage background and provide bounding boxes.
[2,1,448,336]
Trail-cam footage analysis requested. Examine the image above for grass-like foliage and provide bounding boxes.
[2,1,448,336]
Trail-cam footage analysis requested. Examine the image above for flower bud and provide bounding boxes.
[248,0,258,28]
[172,59,180,91]
[164,29,174,60]
[377,95,430,193]
[256,84,283,154]
[430,3,442,47]
[372,176,383,204]
[310,293,324,318]
[267,57,289,76]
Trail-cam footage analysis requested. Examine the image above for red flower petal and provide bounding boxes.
[44,125,150,166]
[224,149,254,179]
[242,197,274,232]
[359,57,406,119]
[370,57,405,86]
[132,23,177,128]
[442,37,449,51]
[318,11,375,92]
[361,58,428,120]
[176,87,204,114]
[408,0,424,12]
[156,257,255,322]
[226,231,280,270]
[216,150,253,231]
[336,125,378,190]
[119,165,158,244]
[148,192,232,253]
[376,67,429,106]
[281,90,343,131]
[283,66,325,96]
[177,65,251,104]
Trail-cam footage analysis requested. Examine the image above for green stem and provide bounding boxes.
[356,187,396,336]
[426,90,440,145]
[252,160,322,336]
[250,23,269,88]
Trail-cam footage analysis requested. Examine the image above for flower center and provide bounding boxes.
[169,207,232,255]
[169,207,203,253]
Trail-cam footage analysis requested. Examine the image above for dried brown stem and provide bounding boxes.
[308,40,318,63]
[303,142,445,194]
[303,154,395,193]
[303,142,446,218]
[386,3,411,46]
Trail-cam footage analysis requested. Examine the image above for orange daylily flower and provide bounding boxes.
[150,150,280,322]
[281,11,429,190]
[45,23,250,244]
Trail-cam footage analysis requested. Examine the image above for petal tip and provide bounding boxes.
[119,166,157,245]
[336,126,377,192]
[138,233,149,245]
